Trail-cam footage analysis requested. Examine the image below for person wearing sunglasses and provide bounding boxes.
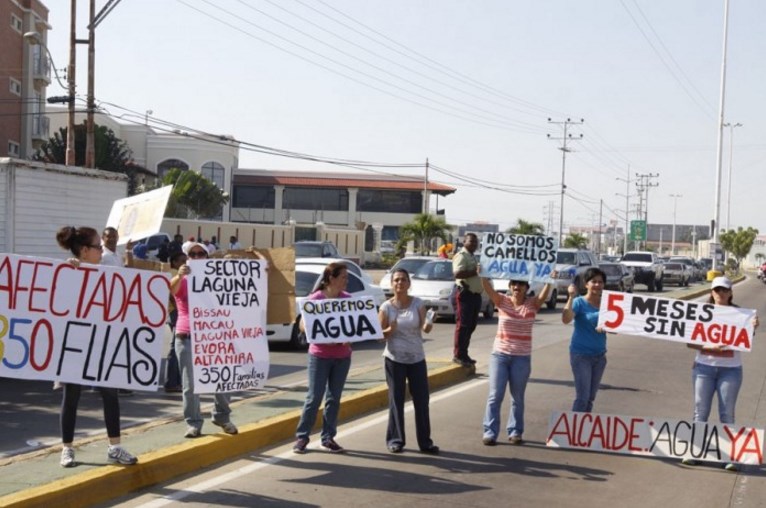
[480,271,557,446]
[682,276,759,471]
[170,242,238,438]
[55,226,138,468]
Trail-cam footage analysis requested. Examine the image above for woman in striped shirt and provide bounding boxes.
[480,272,556,446]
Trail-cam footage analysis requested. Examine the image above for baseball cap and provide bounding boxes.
[183,242,208,256]
[711,276,732,290]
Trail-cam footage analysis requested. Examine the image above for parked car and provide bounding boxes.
[663,262,690,287]
[133,232,172,261]
[294,241,340,258]
[620,251,664,291]
[379,256,437,298]
[599,262,634,292]
[266,260,385,349]
[669,256,700,282]
[295,256,373,285]
[410,259,494,320]
[554,248,600,298]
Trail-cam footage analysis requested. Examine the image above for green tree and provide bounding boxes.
[398,213,452,255]
[32,122,145,194]
[564,233,588,249]
[506,219,545,235]
[159,168,229,219]
[719,226,759,272]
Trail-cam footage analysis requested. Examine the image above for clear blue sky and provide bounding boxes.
[44,0,766,236]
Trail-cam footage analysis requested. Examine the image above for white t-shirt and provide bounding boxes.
[101,246,123,267]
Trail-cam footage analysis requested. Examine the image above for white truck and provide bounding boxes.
[621,251,664,292]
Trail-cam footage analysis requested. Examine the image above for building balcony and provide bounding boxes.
[31,54,51,86]
[31,114,50,142]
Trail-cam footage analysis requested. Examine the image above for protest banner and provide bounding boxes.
[106,185,173,246]
[0,254,169,390]
[547,410,764,465]
[597,290,755,351]
[187,258,269,393]
[300,296,383,344]
[479,232,557,283]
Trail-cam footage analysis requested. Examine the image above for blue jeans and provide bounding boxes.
[296,354,351,442]
[483,353,531,440]
[570,352,607,413]
[175,334,232,429]
[692,362,742,423]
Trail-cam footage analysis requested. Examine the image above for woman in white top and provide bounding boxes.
[379,269,439,454]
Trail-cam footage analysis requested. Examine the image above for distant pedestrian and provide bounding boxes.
[293,262,353,454]
[379,268,439,454]
[452,233,483,367]
[100,226,123,267]
[156,238,170,262]
[561,267,608,413]
[229,235,242,250]
[55,226,138,468]
[168,234,184,257]
[170,242,238,438]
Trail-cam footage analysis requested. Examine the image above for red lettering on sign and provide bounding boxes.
[604,293,625,328]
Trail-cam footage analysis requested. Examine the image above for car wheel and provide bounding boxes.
[546,289,557,310]
[618,281,625,292]
[656,277,663,291]
[646,275,655,292]
[289,318,308,350]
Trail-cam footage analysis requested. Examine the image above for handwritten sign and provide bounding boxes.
[479,233,557,283]
[0,254,169,390]
[188,258,269,393]
[300,296,383,344]
[547,411,764,465]
[598,291,755,351]
[106,185,173,246]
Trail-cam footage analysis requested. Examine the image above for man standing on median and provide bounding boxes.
[452,233,484,367]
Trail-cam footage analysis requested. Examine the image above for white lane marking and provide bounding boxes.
[136,378,487,507]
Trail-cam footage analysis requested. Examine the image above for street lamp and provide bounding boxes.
[670,194,682,255]
[723,122,742,230]
[23,30,76,166]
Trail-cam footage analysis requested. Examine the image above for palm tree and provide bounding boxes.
[564,233,588,249]
[506,219,546,235]
[398,213,453,255]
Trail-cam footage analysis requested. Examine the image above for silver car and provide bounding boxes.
[409,259,494,320]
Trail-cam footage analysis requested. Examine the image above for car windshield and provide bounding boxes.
[295,271,319,296]
[295,244,323,257]
[670,258,692,266]
[413,261,453,281]
[600,264,621,275]
[665,263,684,270]
[622,253,652,262]
[393,258,433,274]
[556,252,576,264]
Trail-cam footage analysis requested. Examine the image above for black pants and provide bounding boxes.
[384,358,433,450]
[61,384,121,443]
[165,311,182,389]
[453,288,481,360]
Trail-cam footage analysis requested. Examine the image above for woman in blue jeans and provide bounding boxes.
[682,276,759,471]
[480,272,556,445]
[562,267,607,413]
[293,262,353,454]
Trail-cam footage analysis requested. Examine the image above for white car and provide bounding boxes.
[409,259,494,320]
[295,257,374,285]
[379,256,438,298]
[266,260,386,349]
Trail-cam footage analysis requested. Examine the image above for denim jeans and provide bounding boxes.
[175,334,232,429]
[483,353,531,440]
[296,354,352,442]
[385,358,432,449]
[692,362,742,423]
[570,352,607,413]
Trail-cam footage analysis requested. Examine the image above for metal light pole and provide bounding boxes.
[723,122,742,230]
[616,165,630,254]
[670,194,682,255]
[548,118,584,246]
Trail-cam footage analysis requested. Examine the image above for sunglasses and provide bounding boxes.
[712,287,731,293]
[188,250,207,258]
[89,244,103,251]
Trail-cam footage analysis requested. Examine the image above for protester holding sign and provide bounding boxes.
[293,262,353,454]
[170,243,238,438]
[682,276,759,471]
[378,269,439,455]
[480,271,557,446]
[561,267,608,413]
[55,226,138,468]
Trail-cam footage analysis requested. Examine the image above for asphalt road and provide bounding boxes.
[100,276,766,508]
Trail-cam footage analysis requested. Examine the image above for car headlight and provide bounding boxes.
[557,269,575,280]
[439,287,453,298]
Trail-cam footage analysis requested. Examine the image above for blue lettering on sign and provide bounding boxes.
[487,260,529,276]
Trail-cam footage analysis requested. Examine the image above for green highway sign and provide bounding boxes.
[630,220,646,242]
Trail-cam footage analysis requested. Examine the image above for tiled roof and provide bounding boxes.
[233,174,456,195]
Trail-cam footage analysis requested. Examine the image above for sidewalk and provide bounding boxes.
[0,357,472,508]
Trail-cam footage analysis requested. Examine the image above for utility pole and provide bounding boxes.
[423,158,429,215]
[635,172,659,250]
[85,0,95,168]
[670,194,682,255]
[723,122,742,230]
[66,0,76,166]
[616,165,630,254]
[547,118,584,246]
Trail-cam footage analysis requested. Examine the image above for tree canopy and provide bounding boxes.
[398,213,453,255]
[563,232,588,249]
[506,219,546,235]
[719,226,759,269]
[158,168,229,219]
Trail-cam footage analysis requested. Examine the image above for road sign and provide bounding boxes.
[630,220,646,242]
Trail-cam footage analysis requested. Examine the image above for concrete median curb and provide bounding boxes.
[0,362,474,508]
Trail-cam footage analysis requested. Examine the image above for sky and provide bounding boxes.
[42,0,766,236]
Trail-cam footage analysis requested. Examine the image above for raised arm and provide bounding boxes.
[561,283,577,324]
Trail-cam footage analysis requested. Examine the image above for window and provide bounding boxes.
[9,78,21,96]
[201,161,225,188]
[8,141,20,156]
[156,159,189,180]
[357,189,422,213]
[283,187,348,211]
[11,14,22,34]
[233,185,275,208]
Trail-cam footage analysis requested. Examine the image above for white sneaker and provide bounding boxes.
[212,420,238,435]
[107,445,138,465]
[60,446,76,468]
